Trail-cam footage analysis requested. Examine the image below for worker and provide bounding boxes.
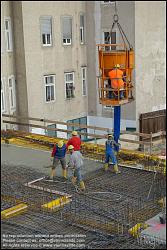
[67,131,81,151]
[68,145,85,191]
[108,64,124,99]
[107,78,113,99]
[48,140,67,180]
[104,134,121,174]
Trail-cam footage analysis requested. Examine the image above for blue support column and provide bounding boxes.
[114,106,121,152]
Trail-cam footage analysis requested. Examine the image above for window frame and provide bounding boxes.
[44,75,56,103]
[81,67,87,96]
[4,17,13,52]
[80,14,85,45]
[8,75,16,111]
[64,72,75,99]
[40,16,52,47]
[62,16,72,46]
[103,30,117,51]
[1,78,6,113]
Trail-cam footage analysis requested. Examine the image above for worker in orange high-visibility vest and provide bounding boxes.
[108,64,124,99]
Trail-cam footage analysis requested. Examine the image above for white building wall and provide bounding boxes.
[1,1,17,130]
[135,1,166,129]
[87,115,136,135]
[21,1,88,122]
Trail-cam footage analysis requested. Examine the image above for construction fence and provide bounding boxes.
[2,113,166,155]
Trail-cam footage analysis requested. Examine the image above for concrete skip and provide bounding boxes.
[1,203,28,219]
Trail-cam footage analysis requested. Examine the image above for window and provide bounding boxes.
[1,18,4,53]
[44,75,55,102]
[5,18,13,51]
[80,15,85,44]
[47,124,57,137]
[65,72,75,99]
[62,17,72,45]
[67,117,87,141]
[8,76,16,110]
[1,79,6,113]
[81,67,87,96]
[40,16,52,46]
[103,31,116,51]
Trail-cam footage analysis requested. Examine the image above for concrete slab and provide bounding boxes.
[140,213,166,243]
[1,144,103,177]
[145,213,166,227]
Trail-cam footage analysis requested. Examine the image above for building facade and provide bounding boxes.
[1,1,17,130]
[86,1,166,131]
[1,1,166,134]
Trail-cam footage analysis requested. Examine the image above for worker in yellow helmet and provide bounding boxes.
[108,64,125,99]
[47,140,67,180]
[67,145,85,191]
[103,134,121,173]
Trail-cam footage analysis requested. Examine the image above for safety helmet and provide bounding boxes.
[72,131,78,136]
[115,64,120,68]
[58,140,64,148]
[108,134,113,139]
[68,145,74,150]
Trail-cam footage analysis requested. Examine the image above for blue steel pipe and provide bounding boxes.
[113,106,121,152]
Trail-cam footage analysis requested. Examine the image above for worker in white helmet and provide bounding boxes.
[68,145,85,191]
[48,140,67,180]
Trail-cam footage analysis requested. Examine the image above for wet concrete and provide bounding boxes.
[1,144,102,178]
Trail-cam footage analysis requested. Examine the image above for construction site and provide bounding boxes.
[1,1,166,249]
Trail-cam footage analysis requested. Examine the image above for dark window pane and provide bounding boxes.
[42,34,46,44]
[51,85,54,100]
[47,34,51,44]
[46,86,51,101]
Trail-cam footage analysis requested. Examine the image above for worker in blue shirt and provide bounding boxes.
[48,140,67,180]
[104,134,121,174]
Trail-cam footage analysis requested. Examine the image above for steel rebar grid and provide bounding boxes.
[1,163,166,249]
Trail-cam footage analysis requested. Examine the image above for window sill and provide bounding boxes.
[101,2,115,5]
[45,100,56,103]
[42,44,52,47]
[63,43,72,46]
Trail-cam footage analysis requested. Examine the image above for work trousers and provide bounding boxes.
[52,157,66,170]
[73,168,83,183]
[105,150,117,165]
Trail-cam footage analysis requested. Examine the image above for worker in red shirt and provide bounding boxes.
[67,131,81,151]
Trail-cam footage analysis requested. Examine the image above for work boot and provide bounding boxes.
[71,176,77,185]
[62,169,67,179]
[79,181,85,191]
[113,164,121,174]
[103,163,109,171]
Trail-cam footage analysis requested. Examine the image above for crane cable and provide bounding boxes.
[107,2,133,50]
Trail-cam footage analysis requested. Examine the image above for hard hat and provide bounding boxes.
[68,145,74,150]
[72,131,78,136]
[58,140,64,148]
[115,64,120,68]
[108,134,113,138]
